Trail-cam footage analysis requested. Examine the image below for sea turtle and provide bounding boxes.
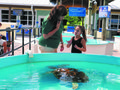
[47,65,89,89]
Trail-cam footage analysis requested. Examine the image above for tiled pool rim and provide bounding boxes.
[0,53,120,69]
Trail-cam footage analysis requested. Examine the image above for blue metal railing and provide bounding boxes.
[0,27,41,57]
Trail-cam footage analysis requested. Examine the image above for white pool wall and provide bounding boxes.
[0,53,120,69]
[114,36,120,52]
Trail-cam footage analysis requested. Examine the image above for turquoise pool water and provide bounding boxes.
[36,32,110,45]
[62,33,93,37]
[0,61,120,90]
[62,33,74,36]
[62,37,108,45]
[114,36,120,38]
[0,53,120,90]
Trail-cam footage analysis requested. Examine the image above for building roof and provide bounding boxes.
[0,0,55,7]
[50,0,114,8]
[109,0,120,10]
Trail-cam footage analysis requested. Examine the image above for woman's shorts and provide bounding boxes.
[39,45,57,53]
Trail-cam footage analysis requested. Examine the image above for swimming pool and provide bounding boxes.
[62,32,94,39]
[35,37,113,55]
[0,53,120,90]
[61,37,113,55]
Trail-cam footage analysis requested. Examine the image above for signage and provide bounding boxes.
[99,6,111,18]
[69,7,86,17]
[13,9,23,16]
[99,28,102,32]
[67,26,75,32]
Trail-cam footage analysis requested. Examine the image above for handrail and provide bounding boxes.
[0,27,40,57]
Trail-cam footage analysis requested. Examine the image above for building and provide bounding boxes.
[0,0,55,28]
[108,0,120,37]
[84,0,120,39]
[1,0,119,39]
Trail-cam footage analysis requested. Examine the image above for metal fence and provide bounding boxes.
[0,27,41,57]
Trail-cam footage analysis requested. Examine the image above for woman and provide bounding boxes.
[39,5,67,53]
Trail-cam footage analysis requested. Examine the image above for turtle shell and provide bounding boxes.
[53,68,89,83]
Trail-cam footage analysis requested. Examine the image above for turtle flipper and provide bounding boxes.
[72,83,78,90]
[42,71,54,75]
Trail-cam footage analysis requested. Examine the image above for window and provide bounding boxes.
[111,15,118,19]
[2,10,9,14]
[2,10,9,22]
[111,19,118,24]
[111,25,117,29]
[20,11,36,25]
[11,11,16,22]
[108,14,120,30]
[119,25,120,29]
[1,10,16,22]
[21,16,27,20]
[1,10,36,26]
[28,11,32,15]
[2,15,8,19]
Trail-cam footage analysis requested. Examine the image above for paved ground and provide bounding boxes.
[2,35,120,57]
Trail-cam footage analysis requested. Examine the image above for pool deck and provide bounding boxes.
[3,35,120,57]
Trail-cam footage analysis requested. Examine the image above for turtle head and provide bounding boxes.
[77,72,89,83]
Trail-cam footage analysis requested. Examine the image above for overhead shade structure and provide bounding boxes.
[109,0,120,10]
[50,0,114,8]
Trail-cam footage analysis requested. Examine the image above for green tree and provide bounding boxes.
[64,11,83,27]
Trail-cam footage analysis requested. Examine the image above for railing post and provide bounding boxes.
[12,30,14,55]
[29,29,31,50]
[34,28,36,44]
[40,27,42,36]
[38,28,40,37]
[0,28,36,57]
[6,28,11,55]
[22,29,24,54]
